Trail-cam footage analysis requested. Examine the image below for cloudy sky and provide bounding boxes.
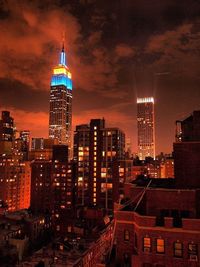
[0,0,200,154]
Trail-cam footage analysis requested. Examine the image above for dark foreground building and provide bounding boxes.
[114,180,200,267]
[174,110,200,188]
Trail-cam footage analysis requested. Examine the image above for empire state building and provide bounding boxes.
[49,43,73,152]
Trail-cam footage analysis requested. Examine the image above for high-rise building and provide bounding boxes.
[74,119,125,211]
[0,111,14,155]
[137,97,155,160]
[30,145,74,233]
[0,157,31,211]
[0,111,14,142]
[49,43,73,154]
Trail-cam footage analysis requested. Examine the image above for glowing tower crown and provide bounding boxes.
[51,44,72,90]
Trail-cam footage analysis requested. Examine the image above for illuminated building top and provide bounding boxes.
[51,44,72,90]
[137,97,154,104]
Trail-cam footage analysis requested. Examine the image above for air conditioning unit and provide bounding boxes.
[189,255,198,261]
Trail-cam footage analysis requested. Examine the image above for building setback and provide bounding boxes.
[137,97,155,160]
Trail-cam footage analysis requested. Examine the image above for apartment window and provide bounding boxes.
[124,230,130,241]
[156,238,165,254]
[174,241,183,258]
[143,237,151,253]
[188,243,198,258]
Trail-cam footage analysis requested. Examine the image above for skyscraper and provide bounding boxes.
[137,97,155,160]
[49,42,73,153]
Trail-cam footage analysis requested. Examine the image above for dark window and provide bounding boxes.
[181,210,190,218]
[156,216,164,226]
[124,230,130,241]
[174,241,183,258]
[172,210,182,227]
[156,238,165,254]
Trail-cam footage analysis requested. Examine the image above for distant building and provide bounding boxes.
[174,110,200,188]
[137,97,155,160]
[0,157,31,211]
[73,119,125,211]
[31,138,44,150]
[49,42,73,155]
[30,159,52,214]
[160,157,174,178]
[30,145,74,234]
[0,111,14,142]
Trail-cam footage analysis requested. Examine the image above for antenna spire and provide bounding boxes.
[60,32,66,66]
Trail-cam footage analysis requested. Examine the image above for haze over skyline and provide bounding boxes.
[1,0,200,154]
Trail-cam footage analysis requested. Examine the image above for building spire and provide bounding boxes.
[60,32,66,66]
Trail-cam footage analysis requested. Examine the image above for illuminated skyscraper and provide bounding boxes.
[137,97,155,160]
[49,43,73,153]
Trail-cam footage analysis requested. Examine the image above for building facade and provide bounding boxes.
[137,97,155,160]
[0,157,31,211]
[49,43,73,153]
[74,119,125,211]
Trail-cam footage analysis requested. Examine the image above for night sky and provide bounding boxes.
[1,0,200,154]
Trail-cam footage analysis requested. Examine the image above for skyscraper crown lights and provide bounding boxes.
[137,97,154,104]
[51,44,72,90]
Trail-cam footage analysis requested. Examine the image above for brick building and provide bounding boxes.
[114,181,200,267]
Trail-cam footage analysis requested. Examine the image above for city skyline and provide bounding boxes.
[1,1,200,154]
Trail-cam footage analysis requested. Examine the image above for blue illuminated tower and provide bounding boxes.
[49,43,73,153]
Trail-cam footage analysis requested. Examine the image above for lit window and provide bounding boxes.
[124,230,130,241]
[94,156,97,160]
[94,126,97,130]
[156,238,165,254]
[143,237,151,252]
[174,241,183,258]
[94,142,97,146]
[93,193,96,197]
[94,162,96,166]
[93,183,96,187]
[94,131,97,136]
